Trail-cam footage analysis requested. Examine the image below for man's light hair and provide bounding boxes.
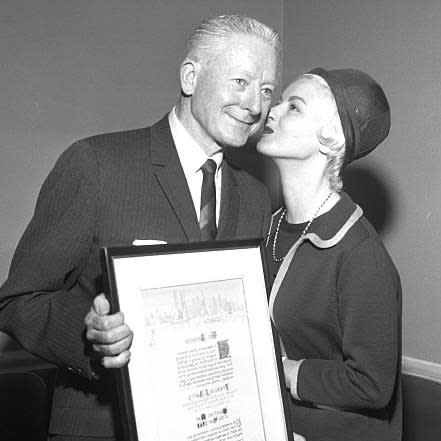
[299,73,346,192]
[186,14,281,69]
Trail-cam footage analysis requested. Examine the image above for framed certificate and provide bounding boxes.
[102,239,293,441]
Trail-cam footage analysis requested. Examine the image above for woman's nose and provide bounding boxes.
[268,106,279,121]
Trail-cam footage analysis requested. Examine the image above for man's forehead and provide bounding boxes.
[217,36,278,79]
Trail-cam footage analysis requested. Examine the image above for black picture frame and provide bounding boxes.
[102,239,293,441]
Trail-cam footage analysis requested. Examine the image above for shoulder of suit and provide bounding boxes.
[78,126,150,150]
[49,126,152,180]
[64,126,151,160]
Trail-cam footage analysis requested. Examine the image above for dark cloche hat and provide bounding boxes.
[308,68,390,167]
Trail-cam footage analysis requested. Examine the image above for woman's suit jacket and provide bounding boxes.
[0,115,271,437]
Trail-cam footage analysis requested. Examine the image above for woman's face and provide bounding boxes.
[257,77,334,160]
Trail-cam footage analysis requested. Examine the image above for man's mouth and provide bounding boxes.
[227,113,257,126]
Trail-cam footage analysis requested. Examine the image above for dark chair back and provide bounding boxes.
[0,371,51,441]
[402,373,441,441]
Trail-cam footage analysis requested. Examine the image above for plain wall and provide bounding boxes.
[1,1,441,366]
[282,0,441,363]
[0,0,283,352]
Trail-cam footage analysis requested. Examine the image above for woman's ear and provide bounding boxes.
[180,59,200,96]
[318,122,337,154]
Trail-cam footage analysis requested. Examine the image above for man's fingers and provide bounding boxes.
[84,294,116,331]
[93,337,132,357]
[93,293,111,315]
[87,320,132,344]
[92,331,133,356]
[90,326,133,369]
[84,293,133,369]
[85,310,125,332]
[101,350,131,369]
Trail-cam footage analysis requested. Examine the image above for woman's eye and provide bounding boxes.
[289,103,298,111]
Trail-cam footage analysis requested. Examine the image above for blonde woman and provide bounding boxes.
[257,68,401,441]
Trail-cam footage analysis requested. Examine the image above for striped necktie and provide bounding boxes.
[199,159,217,240]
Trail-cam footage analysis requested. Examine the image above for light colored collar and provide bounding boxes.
[168,108,223,174]
[268,204,363,321]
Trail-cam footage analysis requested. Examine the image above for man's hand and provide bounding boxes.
[85,293,133,368]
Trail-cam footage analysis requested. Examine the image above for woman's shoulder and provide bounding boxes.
[340,214,400,282]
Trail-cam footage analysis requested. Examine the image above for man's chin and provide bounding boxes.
[216,130,249,148]
[224,135,251,148]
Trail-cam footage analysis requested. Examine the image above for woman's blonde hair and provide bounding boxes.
[299,73,346,192]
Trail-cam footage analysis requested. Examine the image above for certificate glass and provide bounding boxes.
[102,239,293,441]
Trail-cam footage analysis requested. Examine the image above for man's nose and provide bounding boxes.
[242,87,262,116]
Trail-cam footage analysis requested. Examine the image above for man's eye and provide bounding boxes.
[289,103,298,111]
[233,79,246,87]
[261,88,274,99]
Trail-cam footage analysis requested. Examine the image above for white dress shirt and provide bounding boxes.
[168,108,223,225]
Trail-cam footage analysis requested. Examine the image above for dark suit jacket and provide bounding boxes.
[0,115,271,438]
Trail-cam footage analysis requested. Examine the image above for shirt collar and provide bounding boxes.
[168,107,223,175]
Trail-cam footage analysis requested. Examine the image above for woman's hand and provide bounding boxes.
[283,358,302,389]
[283,358,304,400]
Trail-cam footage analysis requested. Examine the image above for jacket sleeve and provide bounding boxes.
[261,186,272,239]
[0,141,99,378]
[296,238,401,409]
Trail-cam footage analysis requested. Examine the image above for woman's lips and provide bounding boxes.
[263,126,274,134]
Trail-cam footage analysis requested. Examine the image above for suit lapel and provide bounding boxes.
[217,161,240,240]
[150,116,201,242]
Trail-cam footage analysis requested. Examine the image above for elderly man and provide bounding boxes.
[0,14,280,441]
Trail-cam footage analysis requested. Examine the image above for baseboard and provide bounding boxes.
[402,355,441,384]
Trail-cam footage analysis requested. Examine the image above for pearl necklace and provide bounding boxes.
[272,191,334,262]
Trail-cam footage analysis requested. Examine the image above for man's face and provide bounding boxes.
[187,34,278,153]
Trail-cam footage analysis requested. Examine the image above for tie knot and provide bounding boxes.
[201,159,217,175]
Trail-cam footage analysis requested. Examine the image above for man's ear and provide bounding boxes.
[180,59,200,96]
